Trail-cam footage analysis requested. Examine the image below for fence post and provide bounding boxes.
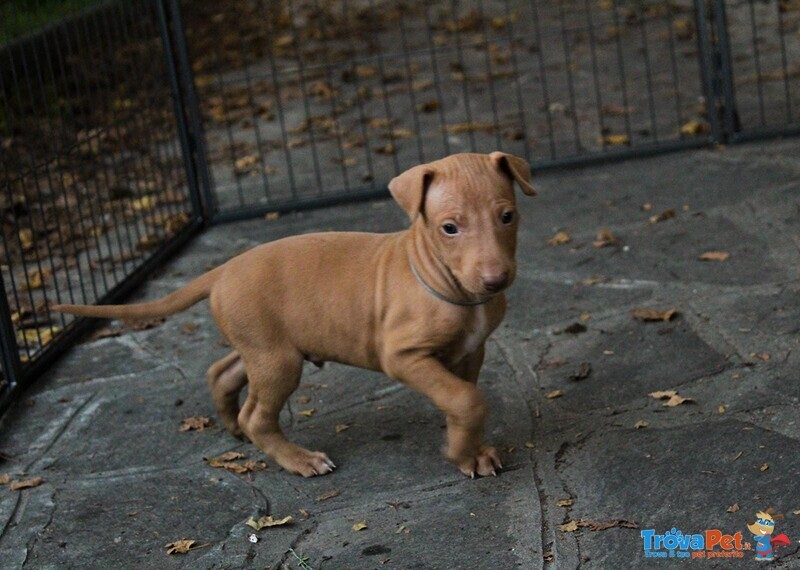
[710,0,738,139]
[693,0,725,144]
[155,0,211,223]
[0,271,22,399]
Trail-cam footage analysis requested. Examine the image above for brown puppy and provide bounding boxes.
[54,152,536,478]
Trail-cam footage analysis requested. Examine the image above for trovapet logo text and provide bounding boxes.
[640,528,749,559]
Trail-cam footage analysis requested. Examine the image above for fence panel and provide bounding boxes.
[715,0,800,142]
[177,0,714,220]
[0,0,202,409]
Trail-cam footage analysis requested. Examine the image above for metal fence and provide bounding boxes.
[0,0,798,413]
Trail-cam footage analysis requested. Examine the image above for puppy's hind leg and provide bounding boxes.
[207,351,248,439]
[237,347,336,477]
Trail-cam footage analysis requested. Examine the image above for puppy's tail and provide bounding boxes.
[52,266,224,320]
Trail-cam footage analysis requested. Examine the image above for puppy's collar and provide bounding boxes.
[408,256,489,307]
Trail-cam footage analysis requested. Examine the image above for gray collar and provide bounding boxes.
[408,256,489,307]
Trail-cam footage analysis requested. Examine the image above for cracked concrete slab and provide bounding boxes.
[1,140,799,568]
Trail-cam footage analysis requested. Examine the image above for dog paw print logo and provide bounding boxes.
[746,510,791,561]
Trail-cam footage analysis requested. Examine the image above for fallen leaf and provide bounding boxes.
[753,352,771,361]
[663,394,695,407]
[569,362,592,381]
[559,520,579,532]
[316,489,341,501]
[265,212,280,221]
[599,133,630,146]
[649,390,678,400]
[680,120,709,135]
[246,515,293,530]
[593,228,621,248]
[0,473,10,485]
[10,476,43,490]
[524,442,535,449]
[295,395,311,404]
[649,209,676,223]
[557,498,574,507]
[760,463,769,472]
[699,251,730,262]
[179,416,211,432]
[165,539,211,554]
[793,509,800,516]
[546,390,564,399]
[718,405,726,414]
[727,503,740,513]
[352,521,368,531]
[212,451,245,462]
[299,408,316,417]
[632,308,678,322]
[578,519,638,531]
[335,423,352,433]
[634,420,649,429]
[547,231,571,246]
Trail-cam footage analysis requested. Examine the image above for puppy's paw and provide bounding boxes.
[455,446,502,478]
[281,449,337,478]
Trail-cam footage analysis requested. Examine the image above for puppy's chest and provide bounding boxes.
[446,306,491,363]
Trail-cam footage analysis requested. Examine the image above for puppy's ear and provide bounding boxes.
[388,164,435,220]
[490,152,536,196]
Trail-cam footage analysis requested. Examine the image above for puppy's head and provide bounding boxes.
[389,152,536,297]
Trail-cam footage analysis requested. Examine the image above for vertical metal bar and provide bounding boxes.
[693,0,723,142]
[157,0,205,223]
[774,2,793,124]
[712,0,737,138]
[0,269,22,392]
[166,0,215,220]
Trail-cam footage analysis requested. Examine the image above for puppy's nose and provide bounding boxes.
[482,272,509,292]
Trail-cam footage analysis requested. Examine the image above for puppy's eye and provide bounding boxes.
[442,223,459,235]
[501,211,514,224]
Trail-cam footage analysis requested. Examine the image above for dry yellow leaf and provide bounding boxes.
[760,463,769,472]
[649,390,677,400]
[663,394,695,407]
[699,251,730,262]
[556,498,573,507]
[179,416,212,432]
[352,521,368,531]
[20,269,44,291]
[296,395,311,404]
[593,228,621,248]
[19,228,34,250]
[11,476,43,491]
[299,408,316,417]
[559,520,579,532]
[546,390,564,399]
[599,133,630,146]
[632,308,678,322]
[165,539,210,554]
[547,231,571,246]
[132,196,156,211]
[649,209,676,223]
[524,442,535,449]
[246,515,293,530]
[680,120,709,135]
[335,423,352,433]
[265,212,280,221]
[634,420,649,429]
[727,503,740,513]
[718,405,726,414]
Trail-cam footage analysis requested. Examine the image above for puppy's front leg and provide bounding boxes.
[388,354,502,477]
